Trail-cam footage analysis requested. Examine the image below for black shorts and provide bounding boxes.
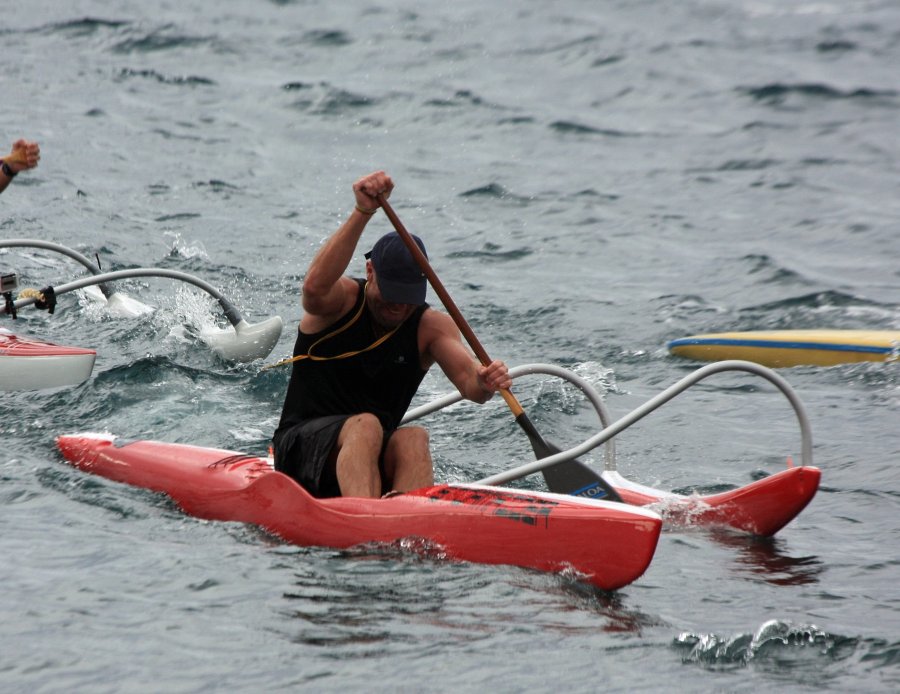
[273,415,392,498]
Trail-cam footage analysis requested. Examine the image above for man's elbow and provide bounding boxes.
[301,274,322,299]
[301,276,329,313]
[464,385,493,405]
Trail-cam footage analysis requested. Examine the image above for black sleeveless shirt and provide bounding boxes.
[276,279,428,434]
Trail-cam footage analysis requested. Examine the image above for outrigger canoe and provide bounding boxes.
[668,330,899,368]
[56,433,662,591]
[0,328,96,390]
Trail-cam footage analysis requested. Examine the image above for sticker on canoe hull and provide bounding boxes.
[415,485,556,528]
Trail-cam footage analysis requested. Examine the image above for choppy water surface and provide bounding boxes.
[2,0,898,691]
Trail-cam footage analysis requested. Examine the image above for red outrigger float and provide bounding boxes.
[56,433,662,591]
[601,465,820,537]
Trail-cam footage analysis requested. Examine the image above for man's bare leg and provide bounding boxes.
[383,426,433,494]
[334,413,384,497]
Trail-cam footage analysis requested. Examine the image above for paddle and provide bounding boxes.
[376,195,621,502]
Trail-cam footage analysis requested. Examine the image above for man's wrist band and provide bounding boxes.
[355,203,377,216]
[1,162,16,178]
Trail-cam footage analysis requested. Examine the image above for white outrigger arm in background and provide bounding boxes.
[0,239,153,317]
[1,240,282,363]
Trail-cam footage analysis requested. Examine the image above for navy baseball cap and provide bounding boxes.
[365,232,428,305]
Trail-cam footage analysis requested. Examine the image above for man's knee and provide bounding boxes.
[395,425,428,447]
[348,412,382,431]
[341,413,384,449]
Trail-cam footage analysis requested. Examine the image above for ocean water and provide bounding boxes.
[1,0,899,691]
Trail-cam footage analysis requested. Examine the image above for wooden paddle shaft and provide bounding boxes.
[377,196,525,418]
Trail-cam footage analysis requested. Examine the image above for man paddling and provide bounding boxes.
[273,170,511,498]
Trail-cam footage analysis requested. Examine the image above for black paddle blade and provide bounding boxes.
[515,414,622,502]
[540,446,623,502]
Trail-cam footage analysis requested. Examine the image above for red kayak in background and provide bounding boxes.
[56,433,663,591]
[0,328,95,391]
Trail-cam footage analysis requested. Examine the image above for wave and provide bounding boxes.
[674,619,900,683]
[35,465,155,521]
[155,213,202,223]
[739,253,808,285]
[715,158,781,172]
[739,83,898,107]
[737,288,898,328]
[116,67,215,87]
[459,183,509,199]
[91,354,232,387]
[816,40,857,54]
[299,29,353,47]
[457,184,534,207]
[424,89,509,112]
[110,24,216,54]
[549,121,636,137]
[35,17,129,37]
[281,81,375,115]
[743,289,870,312]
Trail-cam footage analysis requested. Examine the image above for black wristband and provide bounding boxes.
[1,162,16,178]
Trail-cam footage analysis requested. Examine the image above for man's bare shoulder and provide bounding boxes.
[417,307,464,362]
[418,306,458,336]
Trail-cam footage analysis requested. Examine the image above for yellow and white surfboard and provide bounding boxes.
[668,330,900,368]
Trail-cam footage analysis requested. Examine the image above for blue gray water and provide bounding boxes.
[2,0,898,691]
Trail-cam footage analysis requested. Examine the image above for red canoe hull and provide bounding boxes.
[56,434,662,591]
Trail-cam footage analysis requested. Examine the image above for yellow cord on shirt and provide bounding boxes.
[262,282,400,370]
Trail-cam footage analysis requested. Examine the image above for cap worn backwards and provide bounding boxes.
[365,232,428,305]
